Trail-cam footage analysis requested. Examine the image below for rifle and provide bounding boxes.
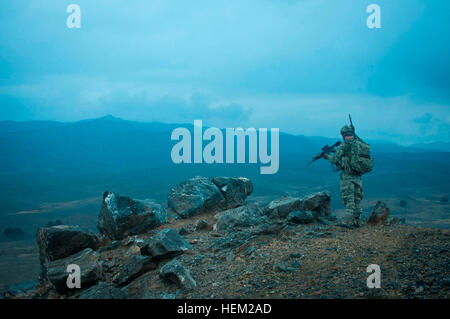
[348,113,363,142]
[349,114,354,130]
[306,141,342,166]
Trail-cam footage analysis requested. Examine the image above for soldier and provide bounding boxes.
[323,125,364,227]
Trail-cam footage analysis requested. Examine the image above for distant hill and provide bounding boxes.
[1,116,445,174]
[410,142,450,152]
[0,116,186,173]
[0,116,449,240]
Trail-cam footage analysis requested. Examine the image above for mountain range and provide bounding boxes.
[0,115,449,240]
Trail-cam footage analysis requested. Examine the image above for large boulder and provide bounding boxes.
[140,228,192,260]
[301,191,332,217]
[98,191,167,240]
[77,282,128,299]
[287,211,316,224]
[367,201,390,226]
[264,191,332,219]
[264,197,303,219]
[215,204,266,231]
[112,255,157,286]
[46,248,102,292]
[159,259,197,290]
[168,176,226,218]
[37,225,99,265]
[211,177,253,209]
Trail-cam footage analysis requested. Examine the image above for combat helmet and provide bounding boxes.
[340,125,355,136]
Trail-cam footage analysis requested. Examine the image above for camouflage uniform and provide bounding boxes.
[327,128,363,224]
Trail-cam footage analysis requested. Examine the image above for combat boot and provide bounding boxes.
[339,214,357,229]
[351,212,362,228]
[351,217,362,228]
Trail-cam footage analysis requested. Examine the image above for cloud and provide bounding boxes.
[0,0,449,145]
[0,77,251,126]
[414,113,433,124]
[2,77,448,145]
[1,0,447,98]
[101,90,251,124]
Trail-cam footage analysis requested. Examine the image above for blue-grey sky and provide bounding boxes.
[0,0,449,145]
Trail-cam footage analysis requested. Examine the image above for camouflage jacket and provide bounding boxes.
[327,139,361,176]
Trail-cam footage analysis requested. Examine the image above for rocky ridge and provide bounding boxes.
[2,176,449,299]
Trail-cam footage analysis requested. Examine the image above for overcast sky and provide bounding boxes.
[0,0,449,145]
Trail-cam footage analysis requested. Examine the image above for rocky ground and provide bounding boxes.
[2,176,449,299]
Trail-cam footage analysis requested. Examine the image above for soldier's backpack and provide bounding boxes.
[349,138,374,174]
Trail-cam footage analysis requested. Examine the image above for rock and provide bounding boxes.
[140,228,192,259]
[264,197,303,219]
[264,191,332,219]
[327,215,337,221]
[316,216,331,225]
[178,227,191,235]
[159,259,197,290]
[207,264,217,272]
[113,255,157,286]
[273,262,295,272]
[281,225,298,236]
[243,246,256,256]
[122,244,141,259]
[211,177,253,209]
[387,217,398,225]
[98,191,167,240]
[168,176,225,218]
[119,274,160,299]
[36,225,99,277]
[442,277,450,287]
[167,176,254,219]
[46,220,63,227]
[415,286,424,294]
[287,211,316,224]
[215,204,266,231]
[108,240,120,250]
[194,254,205,263]
[367,201,390,226]
[195,219,209,231]
[210,230,254,251]
[387,217,406,226]
[77,282,128,299]
[122,235,145,247]
[251,222,286,235]
[301,191,332,217]
[46,248,102,292]
[226,251,235,262]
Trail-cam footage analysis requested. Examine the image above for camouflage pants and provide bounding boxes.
[340,172,363,219]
